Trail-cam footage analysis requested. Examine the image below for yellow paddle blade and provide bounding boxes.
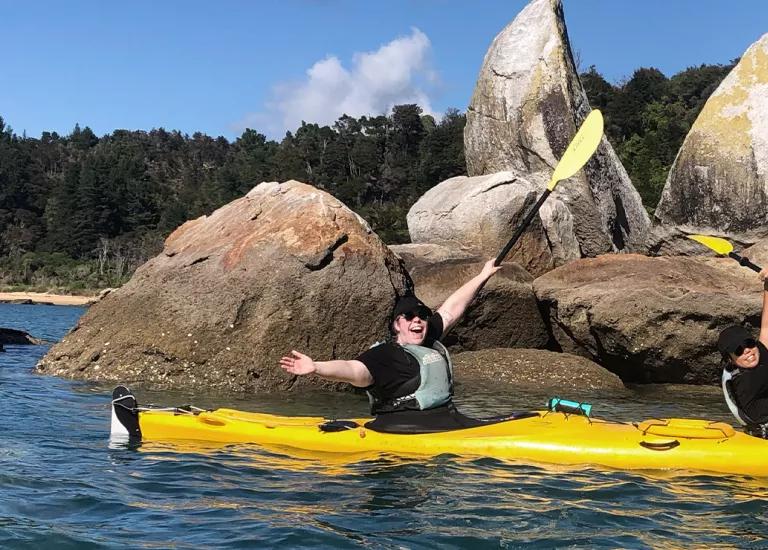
[547,109,604,191]
[687,234,734,256]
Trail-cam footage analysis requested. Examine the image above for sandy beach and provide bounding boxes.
[0,292,98,306]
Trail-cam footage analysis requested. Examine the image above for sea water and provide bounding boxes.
[1,303,767,549]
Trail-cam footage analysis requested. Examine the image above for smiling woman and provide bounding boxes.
[278,259,502,432]
[687,234,768,436]
[716,272,768,436]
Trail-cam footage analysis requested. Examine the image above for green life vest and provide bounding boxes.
[368,341,454,414]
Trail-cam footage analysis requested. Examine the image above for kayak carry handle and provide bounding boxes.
[319,420,360,432]
[640,440,681,451]
[548,397,592,417]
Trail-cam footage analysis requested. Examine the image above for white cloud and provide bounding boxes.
[234,28,437,138]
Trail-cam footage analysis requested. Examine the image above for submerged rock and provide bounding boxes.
[37,180,411,392]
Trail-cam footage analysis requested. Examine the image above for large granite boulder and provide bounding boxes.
[655,34,768,241]
[391,243,550,351]
[407,171,579,276]
[463,0,650,258]
[533,254,763,384]
[388,243,477,267]
[37,180,411,392]
[744,236,768,268]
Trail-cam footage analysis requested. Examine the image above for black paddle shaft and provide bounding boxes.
[494,189,551,266]
[729,252,763,273]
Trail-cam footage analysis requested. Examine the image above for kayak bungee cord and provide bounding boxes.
[111,395,207,416]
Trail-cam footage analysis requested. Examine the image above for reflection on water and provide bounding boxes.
[100,442,768,548]
[2,302,768,549]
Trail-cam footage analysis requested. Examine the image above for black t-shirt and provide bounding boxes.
[732,342,768,423]
[356,314,444,401]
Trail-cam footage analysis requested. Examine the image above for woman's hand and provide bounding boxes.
[279,350,316,376]
[480,258,504,280]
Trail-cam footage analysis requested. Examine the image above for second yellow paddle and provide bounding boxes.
[495,109,605,266]
[688,234,763,273]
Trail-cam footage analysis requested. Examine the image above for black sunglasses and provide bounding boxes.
[400,307,431,321]
[734,338,758,357]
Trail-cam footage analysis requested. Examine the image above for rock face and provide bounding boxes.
[388,243,477,267]
[452,348,625,392]
[533,254,763,384]
[407,171,580,276]
[463,0,650,259]
[655,34,768,240]
[743,236,768,268]
[391,243,550,351]
[37,181,411,392]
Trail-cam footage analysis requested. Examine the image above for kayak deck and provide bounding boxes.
[133,407,768,477]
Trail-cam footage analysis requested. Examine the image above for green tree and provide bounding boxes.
[419,108,466,187]
[69,123,99,150]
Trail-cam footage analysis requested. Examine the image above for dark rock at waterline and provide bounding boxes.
[533,254,761,384]
[0,328,45,346]
[36,180,411,392]
[452,348,625,391]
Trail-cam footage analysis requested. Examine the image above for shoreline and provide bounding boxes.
[0,292,98,306]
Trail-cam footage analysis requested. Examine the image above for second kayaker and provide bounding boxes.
[719,268,768,438]
[279,259,502,432]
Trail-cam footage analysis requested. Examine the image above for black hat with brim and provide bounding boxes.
[391,295,432,322]
[717,325,753,355]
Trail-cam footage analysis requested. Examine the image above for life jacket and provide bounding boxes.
[721,365,768,438]
[367,341,454,415]
[722,367,751,426]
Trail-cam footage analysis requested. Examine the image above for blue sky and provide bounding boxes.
[2,1,765,140]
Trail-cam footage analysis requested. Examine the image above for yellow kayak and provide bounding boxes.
[110,386,768,476]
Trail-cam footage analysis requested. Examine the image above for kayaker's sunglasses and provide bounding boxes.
[400,307,431,321]
[734,339,757,357]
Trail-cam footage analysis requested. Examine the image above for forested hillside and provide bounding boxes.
[581,62,734,208]
[0,62,735,291]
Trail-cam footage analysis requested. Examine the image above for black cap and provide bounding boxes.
[717,326,753,355]
[391,295,432,322]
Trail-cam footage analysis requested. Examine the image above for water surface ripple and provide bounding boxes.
[1,303,767,548]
